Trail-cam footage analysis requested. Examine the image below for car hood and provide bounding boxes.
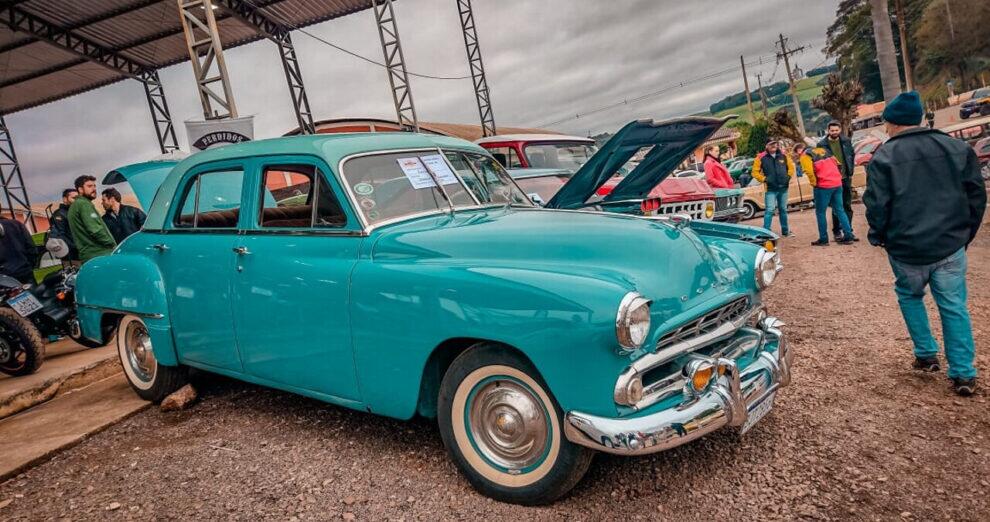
[544,116,732,210]
[103,160,180,210]
[371,207,734,312]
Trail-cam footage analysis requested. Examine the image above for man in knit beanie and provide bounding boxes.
[864,91,986,396]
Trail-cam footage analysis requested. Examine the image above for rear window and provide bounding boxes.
[175,169,244,228]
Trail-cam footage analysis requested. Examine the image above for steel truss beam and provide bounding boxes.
[372,0,418,132]
[455,0,495,137]
[177,0,238,120]
[0,116,34,232]
[141,70,181,153]
[214,0,315,134]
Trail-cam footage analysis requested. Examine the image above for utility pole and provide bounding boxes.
[777,33,806,136]
[894,0,914,91]
[740,55,756,124]
[756,73,770,119]
[869,0,902,102]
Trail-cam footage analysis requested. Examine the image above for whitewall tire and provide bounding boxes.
[116,314,187,403]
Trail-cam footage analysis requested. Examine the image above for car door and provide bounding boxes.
[155,162,246,371]
[231,157,364,402]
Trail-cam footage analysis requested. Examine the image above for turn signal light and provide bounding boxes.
[692,366,714,391]
[56,291,66,301]
[764,239,776,252]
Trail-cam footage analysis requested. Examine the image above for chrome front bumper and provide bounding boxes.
[563,321,791,456]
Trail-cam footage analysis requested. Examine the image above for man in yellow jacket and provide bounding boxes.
[751,139,795,236]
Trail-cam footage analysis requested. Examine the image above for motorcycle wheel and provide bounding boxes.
[0,308,45,376]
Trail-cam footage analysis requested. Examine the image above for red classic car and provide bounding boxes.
[477,133,716,220]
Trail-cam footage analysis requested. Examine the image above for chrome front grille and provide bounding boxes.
[657,297,749,351]
[659,201,705,220]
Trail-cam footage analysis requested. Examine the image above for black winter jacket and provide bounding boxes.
[0,218,38,284]
[864,127,986,265]
[102,204,146,244]
[48,203,78,260]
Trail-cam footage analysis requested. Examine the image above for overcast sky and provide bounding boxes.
[4,0,839,202]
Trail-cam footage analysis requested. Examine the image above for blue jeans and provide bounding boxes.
[813,187,853,242]
[888,248,977,379]
[762,191,788,234]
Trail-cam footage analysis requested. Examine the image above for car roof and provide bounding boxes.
[143,132,487,230]
[506,167,574,179]
[475,134,593,144]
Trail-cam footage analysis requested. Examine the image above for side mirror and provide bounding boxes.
[46,238,70,259]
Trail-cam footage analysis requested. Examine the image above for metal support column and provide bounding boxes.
[177,0,238,120]
[0,116,34,232]
[275,33,315,134]
[141,70,180,153]
[456,0,495,137]
[372,0,418,132]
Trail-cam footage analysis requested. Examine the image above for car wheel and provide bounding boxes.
[437,343,593,505]
[0,308,45,376]
[742,201,758,220]
[981,105,990,117]
[960,112,970,120]
[117,315,187,403]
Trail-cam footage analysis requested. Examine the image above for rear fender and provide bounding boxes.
[76,254,178,366]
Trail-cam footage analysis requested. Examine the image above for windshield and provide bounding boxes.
[444,152,532,207]
[523,141,597,172]
[974,88,990,99]
[341,150,531,226]
[514,174,573,205]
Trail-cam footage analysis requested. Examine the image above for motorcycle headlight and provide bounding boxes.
[616,292,652,351]
[755,248,780,289]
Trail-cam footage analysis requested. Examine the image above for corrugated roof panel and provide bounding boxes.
[0,0,376,115]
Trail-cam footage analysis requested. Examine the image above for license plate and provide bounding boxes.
[740,391,776,435]
[7,291,42,317]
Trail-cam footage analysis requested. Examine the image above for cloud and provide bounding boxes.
[3,0,840,202]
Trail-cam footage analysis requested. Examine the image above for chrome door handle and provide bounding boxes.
[232,246,251,255]
[151,243,169,252]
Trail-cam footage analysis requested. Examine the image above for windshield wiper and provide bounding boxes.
[420,152,455,215]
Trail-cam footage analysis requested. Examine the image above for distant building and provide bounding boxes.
[792,66,805,80]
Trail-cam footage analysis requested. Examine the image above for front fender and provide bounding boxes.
[76,253,178,366]
[349,261,633,420]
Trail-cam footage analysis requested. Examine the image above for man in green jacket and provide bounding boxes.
[67,175,116,263]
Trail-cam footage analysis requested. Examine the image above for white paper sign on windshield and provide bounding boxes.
[396,155,459,189]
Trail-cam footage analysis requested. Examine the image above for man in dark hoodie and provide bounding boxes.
[48,188,79,261]
[818,121,857,241]
[0,211,38,285]
[864,91,987,397]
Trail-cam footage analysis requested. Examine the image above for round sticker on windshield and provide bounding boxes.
[354,183,374,196]
[368,210,380,220]
[360,198,376,210]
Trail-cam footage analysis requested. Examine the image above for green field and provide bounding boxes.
[712,75,826,122]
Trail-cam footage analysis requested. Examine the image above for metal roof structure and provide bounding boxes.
[0,0,375,115]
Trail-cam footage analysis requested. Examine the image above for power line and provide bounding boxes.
[534,54,776,128]
[240,0,471,81]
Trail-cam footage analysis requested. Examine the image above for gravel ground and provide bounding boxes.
[2,203,989,521]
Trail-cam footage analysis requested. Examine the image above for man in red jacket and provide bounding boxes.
[800,147,856,245]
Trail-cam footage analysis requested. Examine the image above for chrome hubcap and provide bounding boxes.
[125,321,156,383]
[469,379,548,470]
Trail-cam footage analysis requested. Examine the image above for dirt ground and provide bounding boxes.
[1,203,988,521]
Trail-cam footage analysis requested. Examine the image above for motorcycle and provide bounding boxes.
[0,234,102,376]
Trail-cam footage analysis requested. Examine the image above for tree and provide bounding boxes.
[742,118,770,156]
[813,73,864,135]
[914,0,990,92]
[869,0,902,100]
[770,109,803,142]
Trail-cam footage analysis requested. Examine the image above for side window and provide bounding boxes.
[175,168,244,228]
[260,164,346,228]
[487,147,522,168]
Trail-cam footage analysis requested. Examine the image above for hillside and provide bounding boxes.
[711,74,827,122]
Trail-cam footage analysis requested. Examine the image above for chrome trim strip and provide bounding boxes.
[77,304,164,319]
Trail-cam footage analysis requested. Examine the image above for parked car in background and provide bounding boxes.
[854,136,883,166]
[959,88,990,119]
[78,130,790,505]
[477,129,719,220]
[941,116,990,147]
[973,137,990,167]
[727,158,754,182]
[741,170,814,220]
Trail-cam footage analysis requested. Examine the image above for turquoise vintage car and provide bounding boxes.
[77,126,790,505]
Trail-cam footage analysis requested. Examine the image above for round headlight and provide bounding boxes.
[616,292,652,350]
[704,201,715,219]
[755,248,778,289]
